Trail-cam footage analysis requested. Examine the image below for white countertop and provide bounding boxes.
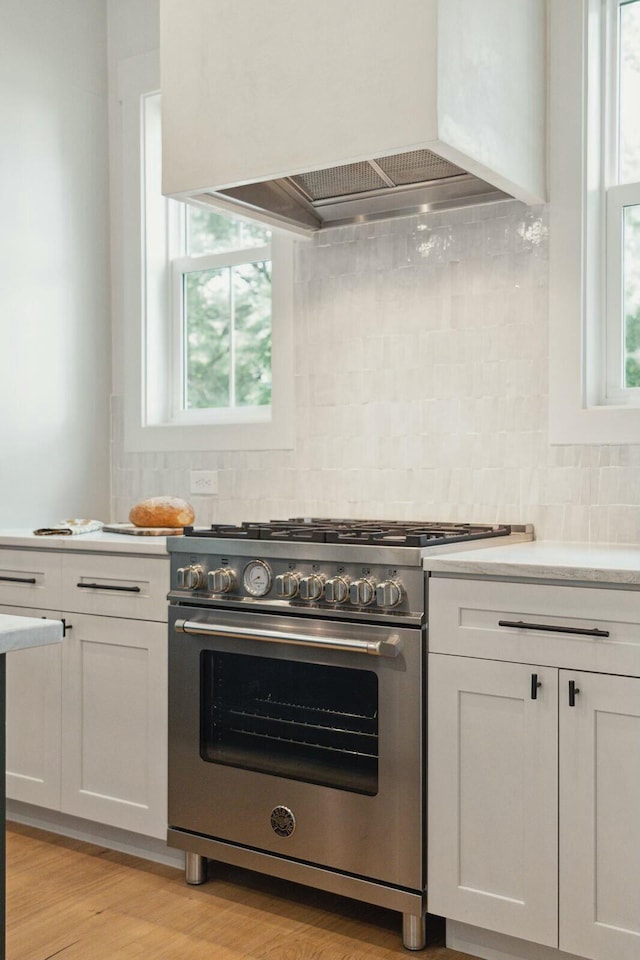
[423,540,640,587]
[0,529,169,556]
[0,614,63,654]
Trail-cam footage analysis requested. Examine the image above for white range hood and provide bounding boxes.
[160,0,547,236]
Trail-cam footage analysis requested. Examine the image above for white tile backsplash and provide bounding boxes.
[111,200,640,543]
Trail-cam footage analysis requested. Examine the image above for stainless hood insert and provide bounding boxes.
[193,148,510,235]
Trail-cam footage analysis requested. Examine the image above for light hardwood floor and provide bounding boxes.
[6,822,477,960]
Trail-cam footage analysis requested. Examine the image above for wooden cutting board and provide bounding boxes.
[102,523,184,537]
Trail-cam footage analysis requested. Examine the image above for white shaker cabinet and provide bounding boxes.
[427,576,640,960]
[559,671,640,960]
[60,612,167,839]
[1,542,169,841]
[0,602,63,809]
[428,654,559,946]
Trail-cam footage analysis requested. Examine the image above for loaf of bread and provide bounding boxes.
[129,496,195,528]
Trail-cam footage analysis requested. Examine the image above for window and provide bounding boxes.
[119,54,294,453]
[549,0,640,443]
[606,0,640,396]
[178,209,272,415]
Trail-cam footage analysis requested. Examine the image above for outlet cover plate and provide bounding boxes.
[190,470,218,495]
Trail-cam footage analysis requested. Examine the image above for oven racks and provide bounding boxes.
[225,700,378,760]
[226,722,377,760]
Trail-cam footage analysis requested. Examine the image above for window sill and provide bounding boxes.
[547,394,640,445]
[123,415,294,453]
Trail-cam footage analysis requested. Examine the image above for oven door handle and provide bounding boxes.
[173,619,404,658]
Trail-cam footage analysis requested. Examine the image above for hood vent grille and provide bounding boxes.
[289,149,466,202]
[376,149,466,186]
[207,147,509,235]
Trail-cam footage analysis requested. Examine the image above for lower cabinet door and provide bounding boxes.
[427,653,558,946]
[60,612,167,839]
[1,604,63,809]
[559,671,640,960]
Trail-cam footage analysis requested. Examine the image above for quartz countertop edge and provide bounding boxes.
[0,614,63,654]
[0,529,169,555]
[423,541,640,586]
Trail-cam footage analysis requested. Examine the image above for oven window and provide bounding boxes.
[200,651,379,795]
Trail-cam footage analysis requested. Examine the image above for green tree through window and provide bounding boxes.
[181,206,272,411]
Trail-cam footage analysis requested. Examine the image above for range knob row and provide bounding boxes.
[177,565,403,607]
[294,575,403,608]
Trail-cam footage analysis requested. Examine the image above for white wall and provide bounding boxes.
[0,0,110,527]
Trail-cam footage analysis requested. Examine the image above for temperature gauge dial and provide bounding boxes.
[243,560,273,597]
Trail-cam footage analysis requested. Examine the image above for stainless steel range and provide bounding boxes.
[166,519,532,951]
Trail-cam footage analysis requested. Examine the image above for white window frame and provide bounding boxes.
[117,52,295,453]
[606,183,640,399]
[549,0,640,444]
[168,210,273,425]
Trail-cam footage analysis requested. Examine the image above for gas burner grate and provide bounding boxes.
[181,519,511,547]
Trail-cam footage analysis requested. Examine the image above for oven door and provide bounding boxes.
[168,605,424,891]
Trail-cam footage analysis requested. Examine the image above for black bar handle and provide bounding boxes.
[77,582,141,593]
[41,616,72,637]
[498,619,610,638]
[531,673,542,699]
[568,680,580,706]
[0,575,36,584]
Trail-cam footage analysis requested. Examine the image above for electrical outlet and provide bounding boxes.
[190,470,219,496]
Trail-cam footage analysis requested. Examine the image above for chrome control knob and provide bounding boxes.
[299,574,325,602]
[275,571,301,599]
[325,576,350,604]
[177,565,205,590]
[208,567,236,594]
[349,578,376,606]
[376,579,404,608]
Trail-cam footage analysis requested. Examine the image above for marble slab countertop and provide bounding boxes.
[423,541,640,587]
[0,614,63,654]
[0,529,169,556]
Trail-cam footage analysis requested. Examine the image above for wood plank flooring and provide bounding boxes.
[5,822,477,960]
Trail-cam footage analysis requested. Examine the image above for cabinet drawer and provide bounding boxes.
[428,577,640,676]
[0,549,62,609]
[61,554,169,621]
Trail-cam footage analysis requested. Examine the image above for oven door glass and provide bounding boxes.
[200,651,378,795]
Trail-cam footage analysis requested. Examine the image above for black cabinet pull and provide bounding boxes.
[568,680,580,706]
[76,582,141,593]
[0,575,36,584]
[498,619,610,638]
[41,616,72,636]
[531,673,542,699]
